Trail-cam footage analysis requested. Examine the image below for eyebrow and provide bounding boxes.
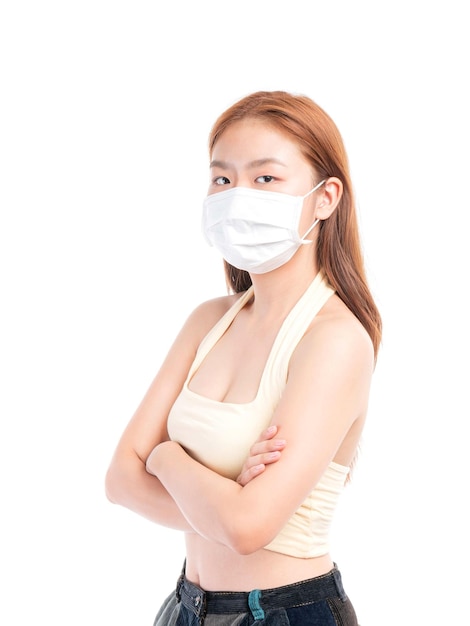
[209,157,288,169]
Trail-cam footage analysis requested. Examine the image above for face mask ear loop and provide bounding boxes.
[302,178,326,199]
[300,218,320,244]
[300,179,326,243]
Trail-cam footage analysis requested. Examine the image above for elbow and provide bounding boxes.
[230,531,276,556]
[225,514,278,556]
[104,464,123,505]
[230,538,261,556]
[104,468,116,504]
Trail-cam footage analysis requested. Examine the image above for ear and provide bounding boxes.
[314,177,343,220]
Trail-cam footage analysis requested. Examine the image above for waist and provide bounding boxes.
[184,533,334,590]
[176,563,348,619]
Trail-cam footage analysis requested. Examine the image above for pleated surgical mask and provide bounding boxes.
[202,179,325,274]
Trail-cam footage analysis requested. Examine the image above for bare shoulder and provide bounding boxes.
[182,291,245,344]
[292,293,375,374]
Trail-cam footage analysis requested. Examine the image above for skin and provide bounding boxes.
[105,118,374,591]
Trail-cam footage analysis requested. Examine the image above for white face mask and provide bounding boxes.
[202,179,325,274]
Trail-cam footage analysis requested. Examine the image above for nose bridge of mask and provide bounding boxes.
[299,179,326,243]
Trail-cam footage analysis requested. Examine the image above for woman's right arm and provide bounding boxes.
[104,297,233,531]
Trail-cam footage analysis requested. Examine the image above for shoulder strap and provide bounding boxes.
[257,271,335,400]
[186,287,254,380]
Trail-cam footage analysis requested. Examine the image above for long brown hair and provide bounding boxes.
[208,91,382,358]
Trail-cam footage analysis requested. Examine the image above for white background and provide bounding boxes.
[1,1,469,624]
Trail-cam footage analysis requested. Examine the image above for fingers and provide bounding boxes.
[236,463,265,486]
[257,425,279,442]
[236,449,283,485]
[236,427,287,486]
[240,449,279,476]
[249,431,286,459]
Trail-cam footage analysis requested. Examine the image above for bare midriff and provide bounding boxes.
[184,533,334,591]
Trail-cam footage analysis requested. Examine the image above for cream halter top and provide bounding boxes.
[167,271,350,558]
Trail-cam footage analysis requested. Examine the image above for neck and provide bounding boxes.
[248,251,320,320]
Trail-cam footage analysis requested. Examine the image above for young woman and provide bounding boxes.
[105,90,382,625]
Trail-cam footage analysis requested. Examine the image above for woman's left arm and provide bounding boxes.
[146,316,374,554]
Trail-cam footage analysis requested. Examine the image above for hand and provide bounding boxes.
[236,425,286,486]
[145,445,159,476]
[146,440,175,476]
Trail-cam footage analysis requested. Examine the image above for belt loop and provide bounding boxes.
[332,565,347,602]
[248,589,265,621]
[175,560,186,602]
[198,592,207,626]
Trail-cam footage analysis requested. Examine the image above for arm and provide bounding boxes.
[106,446,192,531]
[126,425,285,531]
[146,314,374,553]
[105,297,237,531]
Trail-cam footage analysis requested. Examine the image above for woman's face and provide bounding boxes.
[208,118,322,240]
[209,118,316,197]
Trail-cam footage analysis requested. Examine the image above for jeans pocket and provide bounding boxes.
[327,597,359,626]
[154,592,180,626]
[175,605,200,626]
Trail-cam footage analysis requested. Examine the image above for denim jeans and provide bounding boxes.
[153,564,358,625]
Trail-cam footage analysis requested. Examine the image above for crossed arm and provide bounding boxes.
[106,298,373,554]
[146,331,372,553]
[145,431,289,554]
[105,297,283,533]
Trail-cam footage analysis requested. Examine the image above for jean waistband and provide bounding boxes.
[175,564,347,620]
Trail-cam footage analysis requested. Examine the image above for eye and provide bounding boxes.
[255,175,275,184]
[213,176,230,185]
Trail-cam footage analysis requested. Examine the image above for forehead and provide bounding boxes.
[211,118,306,165]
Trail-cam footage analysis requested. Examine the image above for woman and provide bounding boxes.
[105,90,381,625]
